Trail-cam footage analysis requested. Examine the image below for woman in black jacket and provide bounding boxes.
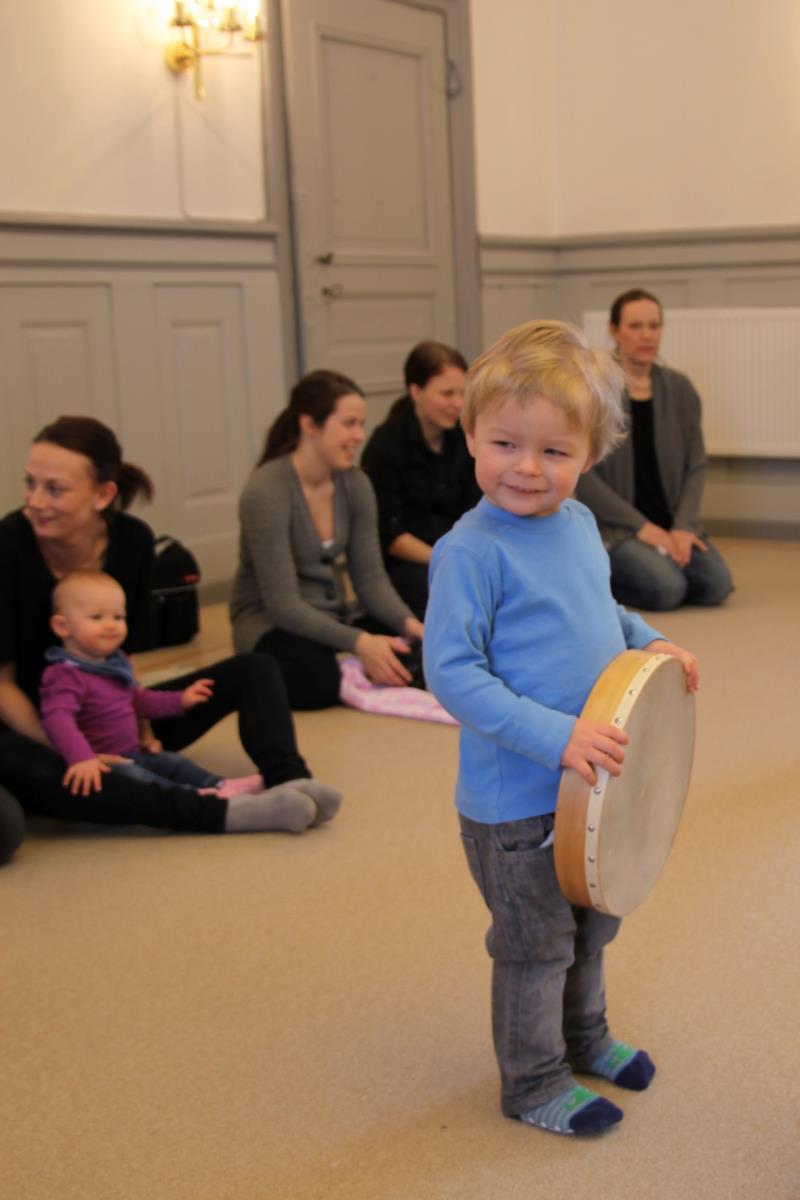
[361,341,480,619]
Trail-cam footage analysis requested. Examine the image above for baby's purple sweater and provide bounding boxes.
[40,660,184,765]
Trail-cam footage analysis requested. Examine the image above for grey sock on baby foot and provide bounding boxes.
[283,778,343,825]
[223,785,316,834]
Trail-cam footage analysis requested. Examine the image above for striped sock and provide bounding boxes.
[519,1084,623,1136]
[588,1041,656,1091]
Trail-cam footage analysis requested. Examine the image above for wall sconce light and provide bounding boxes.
[165,1,266,101]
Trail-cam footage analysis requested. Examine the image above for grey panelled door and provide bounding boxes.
[0,285,118,516]
[281,0,458,426]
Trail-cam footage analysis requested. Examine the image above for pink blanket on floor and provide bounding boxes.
[338,656,458,725]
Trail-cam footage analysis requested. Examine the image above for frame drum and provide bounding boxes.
[554,650,695,917]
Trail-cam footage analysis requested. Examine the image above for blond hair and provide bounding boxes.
[52,571,126,615]
[462,320,627,462]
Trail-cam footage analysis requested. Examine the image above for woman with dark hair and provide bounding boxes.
[576,290,733,611]
[0,416,341,840]
[231,370,423,710]
[361,341,480,618]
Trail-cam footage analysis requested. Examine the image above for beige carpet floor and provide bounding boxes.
[1,538,798,1200]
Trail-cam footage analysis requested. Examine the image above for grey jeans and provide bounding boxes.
[459,812,621,1116]
[609,534,733,611]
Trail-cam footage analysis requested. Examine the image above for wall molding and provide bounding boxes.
[479,224,800,332]
[0,218,280,271]
[481,224,800,275]
[0,212,279,236]
[479,226,800,539]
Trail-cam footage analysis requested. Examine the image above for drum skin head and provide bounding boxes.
[554,651,695,917]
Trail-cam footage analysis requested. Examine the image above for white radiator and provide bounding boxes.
[582,308,800,458]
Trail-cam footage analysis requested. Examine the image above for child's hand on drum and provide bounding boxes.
[561,717,629,786]
[646,640,700,692]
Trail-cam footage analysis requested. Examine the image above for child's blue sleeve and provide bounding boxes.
[423,545,575,771]
[576,503,662,650]
[616,605,664,649]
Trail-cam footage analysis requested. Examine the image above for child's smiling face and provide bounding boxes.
[466,395,593,518]
[52,578,128,662]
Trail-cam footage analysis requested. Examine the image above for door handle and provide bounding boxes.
[321,284,344,300]
[316,252,335,265]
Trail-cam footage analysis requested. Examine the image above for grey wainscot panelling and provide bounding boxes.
[480,228,800,538]
[0,220,288,590]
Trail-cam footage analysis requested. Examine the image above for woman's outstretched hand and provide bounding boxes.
[670,529,708,567]
[636,520,680,562]
[62,757,111,796]
[637,522,708,569]
[355,632,413,686]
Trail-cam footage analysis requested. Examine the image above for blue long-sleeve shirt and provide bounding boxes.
[423,497,662,823]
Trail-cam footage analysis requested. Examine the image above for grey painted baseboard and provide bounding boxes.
[703,518,800,541]
[199,581,234,606]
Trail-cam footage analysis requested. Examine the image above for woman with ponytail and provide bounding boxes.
[231,370,424,710]
[0,416,341,842]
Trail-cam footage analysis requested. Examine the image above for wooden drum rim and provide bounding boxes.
[554,649,695,917]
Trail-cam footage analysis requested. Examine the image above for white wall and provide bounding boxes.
[470,0,557,237]
[0,0,265,221]
[12,1,799,238]
[471,0,800,238]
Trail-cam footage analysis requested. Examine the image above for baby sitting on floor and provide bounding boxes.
[40,570,270,803]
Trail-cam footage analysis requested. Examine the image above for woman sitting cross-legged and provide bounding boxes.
[0,416,341,841]
[230,369,424,711]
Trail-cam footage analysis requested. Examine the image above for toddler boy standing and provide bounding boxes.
[423,321,698,1136]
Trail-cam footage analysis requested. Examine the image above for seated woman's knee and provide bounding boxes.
[613,569,688,611]
[686,552,734,607]
[610,541,688,611]
[641,570,688,611]
[237,651,282,689]
[301,674,341,711]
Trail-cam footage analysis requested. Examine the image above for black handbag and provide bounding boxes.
[150,536,201,648]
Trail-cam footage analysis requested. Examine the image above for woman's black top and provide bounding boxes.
[361,397,480,556]
[630,399,673,530]
[0,509,155,710]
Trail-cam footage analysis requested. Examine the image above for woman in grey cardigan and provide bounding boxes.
[576,289,733,611]
[231,370,424,709]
